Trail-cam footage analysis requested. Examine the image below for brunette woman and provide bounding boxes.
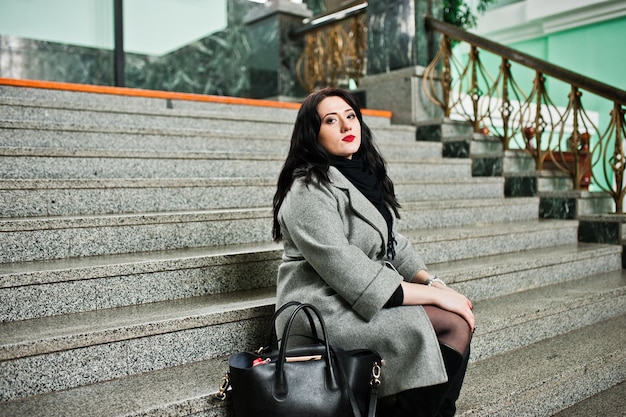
[272,87,474,417]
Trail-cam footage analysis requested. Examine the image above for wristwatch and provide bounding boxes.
[424,275,446,287]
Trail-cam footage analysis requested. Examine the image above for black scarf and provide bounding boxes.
[329,155,396,259]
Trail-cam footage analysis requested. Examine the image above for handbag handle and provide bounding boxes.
[265,301,320,351]
[273,303,339,400]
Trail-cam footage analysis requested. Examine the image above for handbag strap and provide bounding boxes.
[276,303,380,417]
[332,347,380,417]
[265,301,320,351]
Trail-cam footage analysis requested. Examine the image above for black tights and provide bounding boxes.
[423,305,472,357]
[392,306,472,417]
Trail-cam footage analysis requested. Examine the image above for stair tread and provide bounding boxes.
[457,314,626,416]
[0,287,276,361]
[551,380,626,417]
[1,196,534,232]
[0,242,281,286]
[0,145,465,166]
[0,354,229,417]
[0,95,300,124]
[3,250,623,362]
[403,218,578,242]
[0,207,272,232]
[0,118,418,142]
[402,196,537,210]
[473,269,626,337]
[431,242,620,283]
[0,175,504,190]
[2,291,624,417]
[1,217,573,283]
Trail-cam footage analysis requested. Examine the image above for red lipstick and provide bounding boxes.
[343,135,355,142]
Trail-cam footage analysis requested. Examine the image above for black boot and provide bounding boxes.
[392,344,464,417]
[436,345,470,417]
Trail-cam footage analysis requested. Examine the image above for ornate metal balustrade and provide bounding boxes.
[292,6,367,93]
[423,17,626,212]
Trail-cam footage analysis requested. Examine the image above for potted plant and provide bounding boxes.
[444,0,498,28]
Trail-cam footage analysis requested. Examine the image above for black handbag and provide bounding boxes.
[216,302,382,417]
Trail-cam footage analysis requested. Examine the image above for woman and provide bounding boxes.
[272,87,474,417]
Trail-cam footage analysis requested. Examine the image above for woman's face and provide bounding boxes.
[316,96,361,159]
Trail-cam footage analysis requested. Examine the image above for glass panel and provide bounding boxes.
[0,0,344,98]
[0,0,115,85]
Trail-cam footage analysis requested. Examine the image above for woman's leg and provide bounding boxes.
[393,306,472,417]
[422,305,472,356]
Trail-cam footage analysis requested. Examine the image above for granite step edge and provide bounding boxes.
[0,354,231,417]
[456,314,626,417]
[469,269,626,361]
[0,242,281,288]
[2,299,623,417]
[436,243,622,301]
[0,287,276,362]
[4,251,622,363]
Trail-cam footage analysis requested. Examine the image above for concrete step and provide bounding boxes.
[505,171,575,197]
[394,177,504,201]
[1,238,619,324]
[1,195,540,264]
[0,147,468,180]
[0,120,428,154]
[0,98,296,140]
[0,176,501,218]
[0,200,556,321]
[469,268,626,361]
[2,271,623,416]
[403,219,579,264]
[0,208,274,263]
[0,148,286,179]
[1,242,282,322]
[0,85,394,129]
[0,354,231,417]
[551,380,625,417]
[457,313,626,416]
[399,197,539,229]
[0,178,278,218]
[0,287,276,402]
[431,242,622,302]
[0,91,412,141]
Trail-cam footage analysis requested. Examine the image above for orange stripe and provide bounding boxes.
[0,78,392,118]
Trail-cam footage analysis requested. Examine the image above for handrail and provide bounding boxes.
[423,15,626,212]
[424,16,626,104]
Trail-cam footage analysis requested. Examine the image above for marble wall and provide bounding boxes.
[0,0,440,99]
[366,0,443,74]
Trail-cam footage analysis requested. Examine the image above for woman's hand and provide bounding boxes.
[400,281,475,332]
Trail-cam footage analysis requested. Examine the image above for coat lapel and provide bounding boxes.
[328,166,389,251]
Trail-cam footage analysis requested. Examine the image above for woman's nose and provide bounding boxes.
[341,120,351,132]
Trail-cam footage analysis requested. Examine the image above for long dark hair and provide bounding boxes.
[272,87,400,242]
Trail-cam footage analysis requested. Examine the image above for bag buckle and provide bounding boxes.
[215,372,230,401]
[371,361,382,387]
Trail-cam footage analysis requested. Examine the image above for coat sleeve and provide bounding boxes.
[279,179,403,321]
[388,228,428,282]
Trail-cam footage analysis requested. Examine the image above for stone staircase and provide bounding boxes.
[0,84,624,417]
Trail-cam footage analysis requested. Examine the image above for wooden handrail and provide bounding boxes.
[424,16,626,104]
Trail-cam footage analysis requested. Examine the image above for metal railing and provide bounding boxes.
[291,4,368,93]
[422,16,626,212]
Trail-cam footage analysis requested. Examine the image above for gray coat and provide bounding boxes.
[276,166,447,396]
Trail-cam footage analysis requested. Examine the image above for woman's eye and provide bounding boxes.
[347,113,356,119]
